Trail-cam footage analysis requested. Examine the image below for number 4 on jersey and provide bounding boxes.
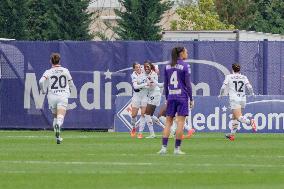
[170,71,178,88]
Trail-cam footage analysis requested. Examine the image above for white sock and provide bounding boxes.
[231,120,239,134]
[170,120,177,135]
[145,114,155,135]
[159,116,166,125]
[57,115,64,129]
[53,118,57,132]
[139,116,145,133]
[184,117,192,131]
[131,117,136,128]
[152,115,165,128]
[238,116,250,125]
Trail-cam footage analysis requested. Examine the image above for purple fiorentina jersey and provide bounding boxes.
[164,59,192,101]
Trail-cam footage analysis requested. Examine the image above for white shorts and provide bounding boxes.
[230,99,246,110]
[47,94,68,114]
[147,92,161,106]
[132,93,148,108]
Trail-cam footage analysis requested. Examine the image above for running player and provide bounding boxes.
[158,46,194,155]
[130,62,148,138]
[219,63,257,141]
[39,53,75,144]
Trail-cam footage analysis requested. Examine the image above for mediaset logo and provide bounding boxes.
[116,97,284,132]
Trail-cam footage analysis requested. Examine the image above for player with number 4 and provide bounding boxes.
[219,63,257,141]
[39,53,75,144]
[158,47,194,155]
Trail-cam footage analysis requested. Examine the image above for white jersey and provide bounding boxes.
[146,71,160,93]
[41,65,73,98]
[131,71,148,94]
[145,71,161,106]
[223,73,250,100]
[131,71,148,108]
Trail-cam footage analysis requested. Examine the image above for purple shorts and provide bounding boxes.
[166,99,189,117]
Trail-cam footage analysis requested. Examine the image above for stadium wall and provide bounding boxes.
[0,41,284,131]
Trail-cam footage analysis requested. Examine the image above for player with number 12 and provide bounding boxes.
[219,63,257,141]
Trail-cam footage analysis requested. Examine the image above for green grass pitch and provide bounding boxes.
[0,131,284,189]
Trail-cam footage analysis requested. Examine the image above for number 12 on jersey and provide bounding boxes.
[233,80,244,92]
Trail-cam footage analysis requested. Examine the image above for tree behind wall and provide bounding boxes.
[214,0,255,29]
[215,0,284,34]
[170,0,234,31]
[114,0,172,40]
[27,0,50,40]
[0,0,28,39]
[27,0,93,40]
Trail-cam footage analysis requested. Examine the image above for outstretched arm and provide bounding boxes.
[219,75,229,96]
[246,83,254,95]
[39,76,47,94]
[219,84,227,96]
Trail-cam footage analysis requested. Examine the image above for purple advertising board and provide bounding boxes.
[115,96,284,133]
[0,41,284,130]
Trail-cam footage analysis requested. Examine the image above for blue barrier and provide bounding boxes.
[0,41,284,129]
[115,96,284,133]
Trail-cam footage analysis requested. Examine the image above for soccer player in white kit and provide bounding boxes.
[219,63,257,141]
[141,61,163,138]
[130,62,148,137]
[39,53,75,144]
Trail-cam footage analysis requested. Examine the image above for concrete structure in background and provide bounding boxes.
[88,0,180,40]
[162,30,284,41]
[89,1,284,41]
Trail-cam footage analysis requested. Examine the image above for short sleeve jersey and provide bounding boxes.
[164,59,192,100]
[42,65,72,97]
[223,73,250,99]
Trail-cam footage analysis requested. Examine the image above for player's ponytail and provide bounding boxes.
[51,53,60,65]
[171,47,184,67]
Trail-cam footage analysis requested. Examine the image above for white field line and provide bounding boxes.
[0,160,152,166]
[0,170,224,174]
[86,153,284,159]
[0,135,124,139]
[0,133,282,140]
[1,160,284,169]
